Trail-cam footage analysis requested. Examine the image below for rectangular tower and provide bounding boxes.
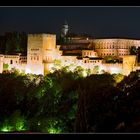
[123,55,136,76]
[26,34,56,75]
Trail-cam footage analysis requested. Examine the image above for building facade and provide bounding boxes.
[26,34,61,75]
[93,39,140,58]
[0,34,139,76]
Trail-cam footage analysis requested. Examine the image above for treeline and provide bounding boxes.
[75,72,140,132]
[0,69,81,133]
[0,32,27,55]
[0,69,140,133]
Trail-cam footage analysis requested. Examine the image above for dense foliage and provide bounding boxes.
[0,68,81,133]
[0,68,140,133]
[75,71,140,132]
[0,32,27,55]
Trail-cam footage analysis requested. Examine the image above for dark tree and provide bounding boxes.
[5,32,27,55]
[75,74,121,132]
[130,46,137,55]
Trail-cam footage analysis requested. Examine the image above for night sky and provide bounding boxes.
[1,7,140,39]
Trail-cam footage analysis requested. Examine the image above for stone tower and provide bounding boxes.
[26,34,56,75]
[123,55,136,76]
[61,21,69,37]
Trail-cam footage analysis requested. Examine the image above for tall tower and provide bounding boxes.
[26,34,56,75]
[61,21,69,37]
[123,55,136,76]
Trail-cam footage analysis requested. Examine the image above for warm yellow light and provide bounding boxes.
[82,70,87,77]
[110,67,121,74]
[25,68,31,74]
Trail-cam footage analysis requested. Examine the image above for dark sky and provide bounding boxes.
[0,7,140,39]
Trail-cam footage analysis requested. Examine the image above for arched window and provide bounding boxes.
[10,60,13,64]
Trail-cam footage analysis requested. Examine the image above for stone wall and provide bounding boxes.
[26,34,60,75]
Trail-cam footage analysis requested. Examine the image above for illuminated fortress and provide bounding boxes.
[0,33,139,76]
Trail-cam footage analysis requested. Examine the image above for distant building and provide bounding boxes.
[0,33,139,76]
[0,53,26,73]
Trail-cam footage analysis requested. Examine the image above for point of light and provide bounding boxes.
[25,68,31,74]
[82,70,87,77]
[110,67,121,74]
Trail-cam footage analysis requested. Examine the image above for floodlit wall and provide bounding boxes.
[122,55,136,76]
[26,34,60,75]
[26,34,44,75]
[101,63,123,74]
[0,34,139,76]
[93,39,140,58]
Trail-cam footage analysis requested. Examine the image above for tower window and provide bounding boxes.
[10,60,13,64]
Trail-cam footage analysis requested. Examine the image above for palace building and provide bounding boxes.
[0,33,139,76]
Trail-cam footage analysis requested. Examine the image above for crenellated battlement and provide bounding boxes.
[28,34,56,38]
